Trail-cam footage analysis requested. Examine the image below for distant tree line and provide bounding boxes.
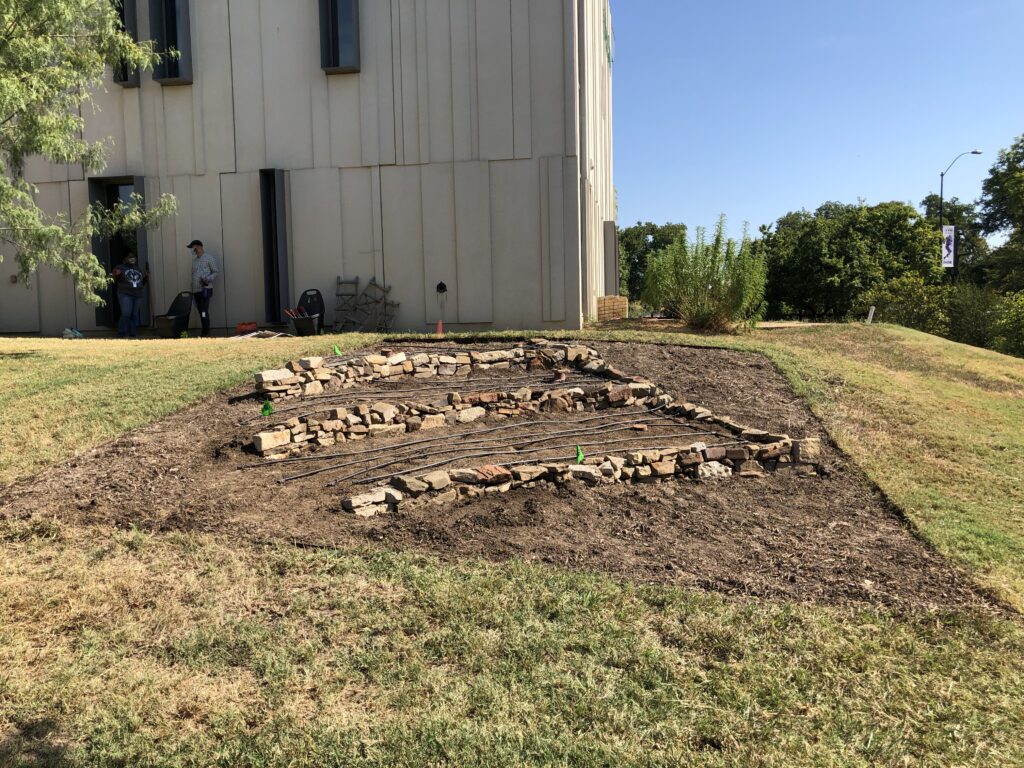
[619,134,1024,354]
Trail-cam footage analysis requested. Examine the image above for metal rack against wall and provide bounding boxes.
[334,275,399,332]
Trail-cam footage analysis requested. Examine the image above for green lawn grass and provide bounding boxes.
[2,325,1024,766]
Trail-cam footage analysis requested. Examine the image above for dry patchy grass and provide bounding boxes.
[1,520,1022,767]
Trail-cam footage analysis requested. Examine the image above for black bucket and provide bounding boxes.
[291,314,320,337]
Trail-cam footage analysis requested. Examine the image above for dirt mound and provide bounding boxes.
[0,342,991,611]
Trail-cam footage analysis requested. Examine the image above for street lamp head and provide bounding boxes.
[971,150,983,155]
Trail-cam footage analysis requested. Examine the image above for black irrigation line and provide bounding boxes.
[246,406,677,471]
[278,416,720,486]
[242,376,599,426]
[349,437,747,489]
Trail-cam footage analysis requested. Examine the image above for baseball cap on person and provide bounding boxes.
[186,239,203,249]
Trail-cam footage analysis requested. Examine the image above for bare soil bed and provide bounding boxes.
[0,341,991,610]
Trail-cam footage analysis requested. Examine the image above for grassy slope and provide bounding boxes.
[0,334,381,485]
[2,325,1024,766]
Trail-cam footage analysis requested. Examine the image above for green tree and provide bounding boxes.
[0,0,175,304]
[762,201,942,319]
[617,221,686,300]
[978,135,1024,292]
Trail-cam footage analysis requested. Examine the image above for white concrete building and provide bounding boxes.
[0,0,615,335]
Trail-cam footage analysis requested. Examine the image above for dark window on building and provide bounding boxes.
[319,0,360,74]
[113,0,141,88]
[260,169,290,324]
[149,0,192,85]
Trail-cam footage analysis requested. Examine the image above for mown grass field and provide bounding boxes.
[2,325,1023,766]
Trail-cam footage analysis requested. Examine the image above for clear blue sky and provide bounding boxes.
[611,0,1024,234]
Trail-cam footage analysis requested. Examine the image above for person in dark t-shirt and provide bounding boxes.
[112,254,148,338]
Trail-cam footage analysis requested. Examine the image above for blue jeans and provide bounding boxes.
[118,293,143,337]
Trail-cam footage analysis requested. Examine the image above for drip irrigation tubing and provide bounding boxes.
[348,437,746,489]
[243,406,675,470]
[277,418,719,486]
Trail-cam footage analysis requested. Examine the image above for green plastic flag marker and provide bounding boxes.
[261,400,274,418]
[576,445,585,465]
[333,344,342,356]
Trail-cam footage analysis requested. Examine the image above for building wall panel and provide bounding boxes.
[193,0,236,174]
[340,167,380,286]
[490,159,541,328]
[381,165,425,330]
[289,168,344,310]
[527,0,564,158]
[228,0,267,172]
[34,183,80,335]
[540,156,565,323]
[475,0,514,160]
[420,163,458,327]
[454,160,492,323]
[260,0,315,171]
[449,0,476,161]
[425,0,454,163]
[219,172,265,325]
[328,76,363,167]
[0,244,40,333]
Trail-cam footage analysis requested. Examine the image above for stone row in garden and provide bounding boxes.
[252,342,617,402]
[341,437,824,518]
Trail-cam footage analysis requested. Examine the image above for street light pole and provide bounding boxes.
[939,149,983,226]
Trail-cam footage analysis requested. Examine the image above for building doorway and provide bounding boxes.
[89,177,150,329]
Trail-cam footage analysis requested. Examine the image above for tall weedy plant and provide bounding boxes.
[641,216,766,331]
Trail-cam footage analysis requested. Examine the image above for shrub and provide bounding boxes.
[641,216,766,331]
[994,292,1024,357]
[858,273,950,336]
[947,284,1006,349]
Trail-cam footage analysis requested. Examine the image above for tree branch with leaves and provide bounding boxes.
[0,0,175,304]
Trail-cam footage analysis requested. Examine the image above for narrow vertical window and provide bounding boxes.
[112,0,140,88]
[149,0,193,85]
[260,169,291,324]
[319,0,361,74]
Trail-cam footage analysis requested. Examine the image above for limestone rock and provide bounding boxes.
[254,430,290,453]
[568,465,601,484]
[651,460,677,477]
[421,470,452,491]
[343,488,388,511]
[371,402,398,422]
[697,461,733,481]
[450,469,482,484]
[456,407,487,423]
[420,414,446,431]
[513,465,548,483]
[793,438,823,464]
[369,423,406,438]
[393,475,429,495]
